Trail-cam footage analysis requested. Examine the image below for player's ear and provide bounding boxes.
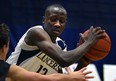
[42,16,45,23]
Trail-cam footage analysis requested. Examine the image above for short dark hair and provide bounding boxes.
[0,23,9,48]
[45,4,67,16]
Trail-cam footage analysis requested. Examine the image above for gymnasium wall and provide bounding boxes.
[0,0,116,80]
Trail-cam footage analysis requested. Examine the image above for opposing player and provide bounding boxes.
[0,23,94,81]
[6,4,105,74]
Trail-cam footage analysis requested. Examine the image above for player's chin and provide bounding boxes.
[53,31,61,36]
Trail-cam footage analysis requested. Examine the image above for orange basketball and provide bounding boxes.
[79,30,111,61]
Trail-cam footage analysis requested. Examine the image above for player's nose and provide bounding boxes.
[54,20,61,27]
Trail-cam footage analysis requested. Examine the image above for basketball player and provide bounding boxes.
[0,23,94,81]
[6,4,105,74]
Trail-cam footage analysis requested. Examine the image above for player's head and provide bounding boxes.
[0,23,9,60]
[43,4,67,37]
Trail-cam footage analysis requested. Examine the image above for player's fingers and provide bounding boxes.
[79,67,87,72]
[84,71,92,75]
[79,33,84,39]
[93,27,101,32]
[85,75,94,79]
[89,26,94,32]
[96,28,105,35]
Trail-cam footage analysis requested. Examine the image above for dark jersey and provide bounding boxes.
[0,60,10,81]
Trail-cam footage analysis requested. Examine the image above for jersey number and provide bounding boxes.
[37,65,48,75]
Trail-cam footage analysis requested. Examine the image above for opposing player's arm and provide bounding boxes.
[25,27,105,67]
[7,64,62,81]
[8,64,89,81]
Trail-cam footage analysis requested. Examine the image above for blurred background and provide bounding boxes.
[0,0,116,80]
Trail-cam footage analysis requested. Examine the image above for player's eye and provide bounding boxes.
[59,19,66,24]
[50,18,57,22]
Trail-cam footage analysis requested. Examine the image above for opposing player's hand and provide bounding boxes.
[65,67,94,81]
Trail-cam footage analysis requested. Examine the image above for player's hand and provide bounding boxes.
[80,26,106,46]
[65,67,94,81]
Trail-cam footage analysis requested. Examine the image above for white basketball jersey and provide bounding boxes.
[6,25,67,74]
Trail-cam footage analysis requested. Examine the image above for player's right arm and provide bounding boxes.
[7,64,93,81]
[25,26,105,67]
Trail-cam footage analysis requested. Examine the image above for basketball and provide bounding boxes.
[79,29,111,61]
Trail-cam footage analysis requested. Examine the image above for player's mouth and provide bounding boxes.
[53,29,60,35]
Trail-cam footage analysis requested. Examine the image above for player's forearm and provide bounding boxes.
[38,40,92,67]
[46,73,72,81]
[15,68,72,81]
[60,41,92,66]
[30,73,72,81]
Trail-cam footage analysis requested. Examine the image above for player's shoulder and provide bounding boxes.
[27,25,44,33]
[0,60,10,71]
[26,25,48,39]
[30,25,44,30]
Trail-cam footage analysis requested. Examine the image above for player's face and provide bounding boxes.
[43,7,67,37]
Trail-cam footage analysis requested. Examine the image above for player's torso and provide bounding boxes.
[18,37,67,74]
[19,51,62,75]
[6,25,67,75]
